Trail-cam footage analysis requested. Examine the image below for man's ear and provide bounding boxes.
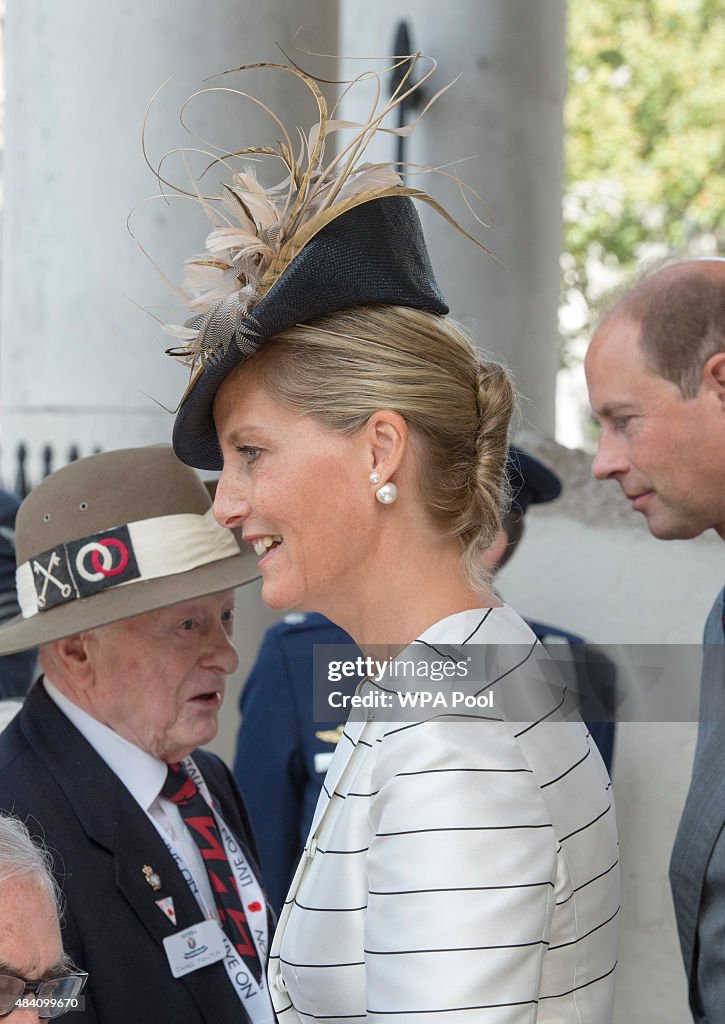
[703,352,725,408]
[363,410,409,481]
[50,633,95,688]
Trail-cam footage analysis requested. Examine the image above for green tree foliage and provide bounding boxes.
[564,0,725,349]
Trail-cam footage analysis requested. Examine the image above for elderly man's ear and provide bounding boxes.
[40,634,94,689]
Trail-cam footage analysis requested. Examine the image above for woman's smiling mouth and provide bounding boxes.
[250,535,283,557]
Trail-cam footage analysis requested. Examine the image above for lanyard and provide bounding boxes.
[159,756,274,1024]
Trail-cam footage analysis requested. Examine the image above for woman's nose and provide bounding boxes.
[213,473,250,530]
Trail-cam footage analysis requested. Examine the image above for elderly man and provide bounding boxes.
[0,446,273,1024]
[585,258,725,1022]
[0,813,87,1022]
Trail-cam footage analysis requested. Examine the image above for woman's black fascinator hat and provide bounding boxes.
[144,57,490,470]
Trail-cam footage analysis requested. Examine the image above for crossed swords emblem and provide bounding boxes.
[32,552,72,607]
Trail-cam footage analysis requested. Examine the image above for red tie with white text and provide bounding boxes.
[162,762,262,982]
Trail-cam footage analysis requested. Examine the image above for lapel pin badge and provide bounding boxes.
[143,865,162,892]
[155,896,177,925]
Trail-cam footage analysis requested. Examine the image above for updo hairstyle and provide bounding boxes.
[244,304,515,593]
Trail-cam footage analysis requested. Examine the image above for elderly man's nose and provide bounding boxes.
[9,1009,43,1023]
[203,623,239,675]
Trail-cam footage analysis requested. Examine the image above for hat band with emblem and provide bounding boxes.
[0,445,259,656]
[16,508,239,619]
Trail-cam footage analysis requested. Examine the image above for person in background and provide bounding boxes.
[0,813,87,1022]
[0,446,273,1024]
[234,447,617,915]
[0,489,36,701]
[488,449,617,772]
[585,257,725,1023]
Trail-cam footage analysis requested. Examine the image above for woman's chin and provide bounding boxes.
[261,579,303,612]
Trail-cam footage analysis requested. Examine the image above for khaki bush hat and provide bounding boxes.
[0,445,259,655]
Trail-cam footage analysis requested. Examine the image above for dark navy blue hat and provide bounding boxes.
[506,447,562,515]
[172,195,448,471]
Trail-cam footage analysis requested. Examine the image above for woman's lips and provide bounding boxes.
[258,540,283,568]
[251,535,283,556]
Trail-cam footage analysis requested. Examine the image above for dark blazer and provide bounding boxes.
[0,489,36,697]
[0,681,267,1024]
[233,613,360,913]
[670,587,725,1022]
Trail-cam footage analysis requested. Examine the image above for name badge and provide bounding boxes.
[163,920,226,978]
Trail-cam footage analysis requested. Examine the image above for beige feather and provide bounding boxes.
[144,55,492,369]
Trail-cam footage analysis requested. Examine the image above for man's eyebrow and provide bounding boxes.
[0,953,76,982]
[38,954,75,981]
[595,402,637,419]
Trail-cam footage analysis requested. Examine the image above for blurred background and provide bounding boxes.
[0,2,723,1019]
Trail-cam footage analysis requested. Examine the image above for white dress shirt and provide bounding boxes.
[43,678,218,920]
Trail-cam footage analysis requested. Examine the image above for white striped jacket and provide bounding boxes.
[268,606,619,1023]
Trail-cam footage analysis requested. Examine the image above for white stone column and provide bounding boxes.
[340,0,566,434]
[0,0,338,485]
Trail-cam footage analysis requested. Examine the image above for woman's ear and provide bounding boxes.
[363,410,409,480]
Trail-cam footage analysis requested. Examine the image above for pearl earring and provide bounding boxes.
[375,482,398,505]
[369,471,381,485]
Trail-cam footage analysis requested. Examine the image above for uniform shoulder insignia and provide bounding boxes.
[527,617,584,646]
[315,725,345,745]
[283,612,307,625]
[539,633,572,646]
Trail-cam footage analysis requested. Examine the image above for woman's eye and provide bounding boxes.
[179,618,196,631]
[221,608,235,625]
[235,445,262,463]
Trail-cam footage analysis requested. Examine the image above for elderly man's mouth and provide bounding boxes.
[190,691,222,706]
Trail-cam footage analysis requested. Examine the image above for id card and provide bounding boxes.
[163,920,226,978]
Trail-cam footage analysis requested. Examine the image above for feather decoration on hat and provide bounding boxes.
[140,55,492,371]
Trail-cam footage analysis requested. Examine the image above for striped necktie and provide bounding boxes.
[162,762,262,982]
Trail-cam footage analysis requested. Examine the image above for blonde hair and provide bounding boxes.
[246,305,515,593]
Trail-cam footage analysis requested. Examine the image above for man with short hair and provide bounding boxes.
[0,447,273,1024]
[585,258,725,1022]
[0,813,87,1021]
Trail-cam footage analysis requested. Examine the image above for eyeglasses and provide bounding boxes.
[0,970,88,1019]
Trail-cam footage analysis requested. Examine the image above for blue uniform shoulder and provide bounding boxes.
[526,618,584,646]
[266,612,353,644]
